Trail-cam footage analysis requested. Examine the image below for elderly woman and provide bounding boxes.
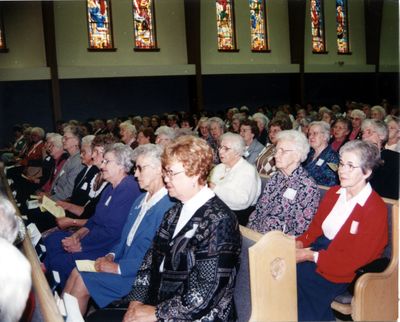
[196,117,210,140]
[63,144,175,315]
[87,136,241,322]
[296,140,388,321]
[6,127,45,182]
[255,117,292,177]
[252,112,269,145]
[154,125,176,147]
[348,109,366,140]
[27,135,99,232]
[329,118,351,152]
[119,121,138,149]
[248,130,320,236]
[43,143,141,288]
[52,135,112,230]
[230,113,245,133]
[209,133,261,225]
[137,128,155,145]
[239,119,265,165]
[371,105,386,121]
[303,121,339,186]
[208,116,225,164]
[385,116,400,152]
[362,119,399,199]
[46,125,85,201]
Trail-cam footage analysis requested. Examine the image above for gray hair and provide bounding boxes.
[350,109,366,120]
[63,125,83,142]
[105,143,134,173]
[276,130,310,162]
[119,121,137,135]
[361,119,388,142]
[132,144,163,167]
[31,127,45,139]
[155,126,176,140]
[339,140,381,178]
[232,113,246,122]
[0,238,31,322]
[371,105,387,119]
[82,135,95,147]
[47,133,63,149]
[198,117,209,127]
[0,198,18,243]
[208,117,225,130]
[219,132,246,156]
[309,121,331,142]
[252,113,269,126]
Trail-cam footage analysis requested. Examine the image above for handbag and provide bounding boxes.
[347,257,390,295]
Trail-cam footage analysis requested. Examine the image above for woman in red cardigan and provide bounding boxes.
[295,140,388,321]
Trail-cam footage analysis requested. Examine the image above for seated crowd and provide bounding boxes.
[0,100,398,321]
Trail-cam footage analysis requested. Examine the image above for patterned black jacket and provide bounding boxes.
[126,196,241,322]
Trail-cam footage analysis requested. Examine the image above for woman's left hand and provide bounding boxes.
[296,248,315,263]
[122,302,157,322]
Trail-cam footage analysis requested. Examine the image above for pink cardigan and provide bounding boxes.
[297,185,388,283]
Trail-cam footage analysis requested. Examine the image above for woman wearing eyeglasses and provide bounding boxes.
[87,136,241,322]
[208,132,261,225]
[248,130,320,236]
[296,140,388,321]
[64,144,174,315]
[43,143,141,289]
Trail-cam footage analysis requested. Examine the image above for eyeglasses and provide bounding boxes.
[338,161,361,172]
[101,159,117,165]
[274,148,294,155]
[162,168,185,179]
[134,164,151,173]
[218,145,232,152]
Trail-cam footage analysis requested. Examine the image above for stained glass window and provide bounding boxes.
[0,10,7,52]
[310,0,326,53]
[249,0,269,51]
[216,0,237,51]
[133,0,157,50]
[336,0,350,53]
[87,0,114,50]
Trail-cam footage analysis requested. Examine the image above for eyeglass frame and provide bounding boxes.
[338,161,361,172]
[162,168,185,179]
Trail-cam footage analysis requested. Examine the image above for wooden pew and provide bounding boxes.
[236,226,297,322]
[0,167,64,322]
[318,185,399,321]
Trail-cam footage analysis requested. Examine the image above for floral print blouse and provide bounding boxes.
[247,166,320,236]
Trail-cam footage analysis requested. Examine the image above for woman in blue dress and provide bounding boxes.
[63,144,175,315]
[43,143,140,289]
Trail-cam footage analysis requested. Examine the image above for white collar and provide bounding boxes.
[140,187,168,210]
[336,182,372,207]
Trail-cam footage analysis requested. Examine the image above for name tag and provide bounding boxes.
[59,170,65,176]
[283,188,297,200]
[316,158,325,166]
[350,221,359,234]
[81,182,88,191]
[105,196,112,206]
[46,156,51,161]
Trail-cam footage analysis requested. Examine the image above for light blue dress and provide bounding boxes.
[80,190,175,307]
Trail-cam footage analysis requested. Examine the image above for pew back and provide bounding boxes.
[238,226,298,322]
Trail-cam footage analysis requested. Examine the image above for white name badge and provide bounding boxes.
[59,170,65,176]
[316,158,325,166]
[81,182,88,191]
[283,188,297,200]
[105,196,112,206]
[350,220,359,234]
